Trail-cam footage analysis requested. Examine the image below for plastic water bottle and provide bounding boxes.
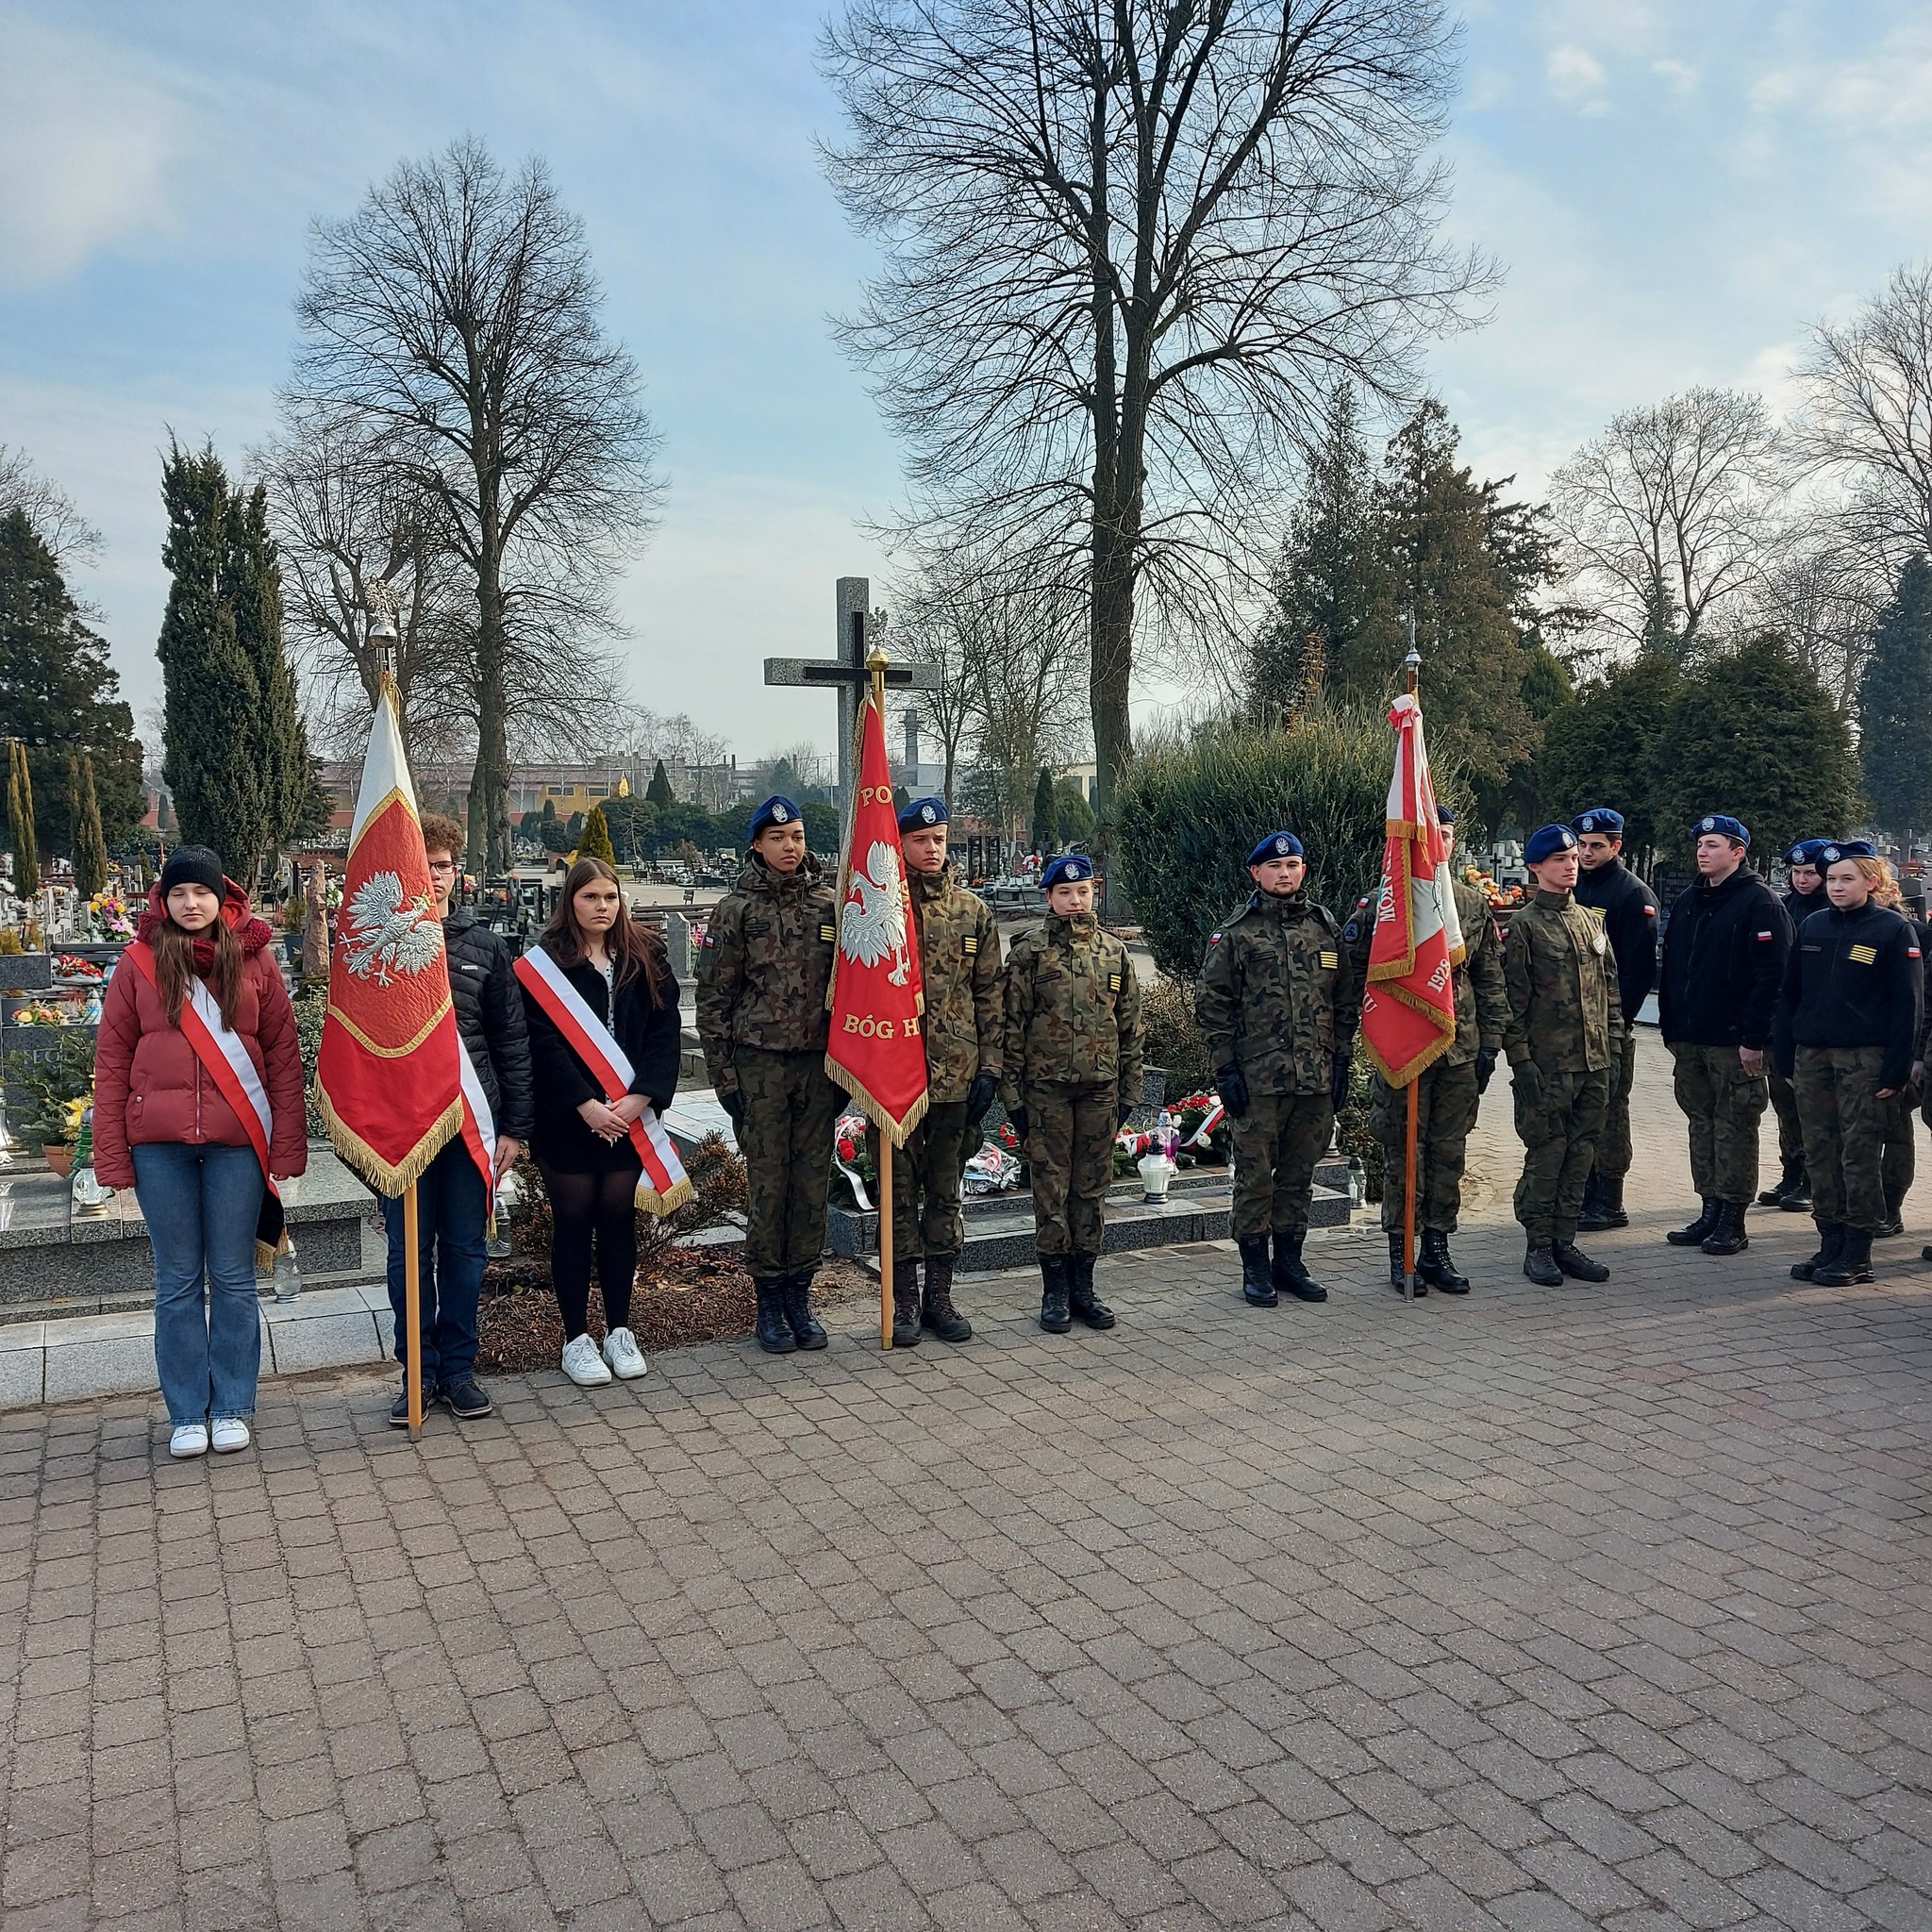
[273,1239,302,1302]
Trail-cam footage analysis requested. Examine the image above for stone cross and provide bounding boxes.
[764,577,939,814]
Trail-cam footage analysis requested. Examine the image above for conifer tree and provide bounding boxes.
[645,759,675,807]
[227,481,316,865]
[1857,554,1932,837]
[8,739,38,902]
[71,755,108,899]
[576,804,617,865]
[1030,766,1058,855]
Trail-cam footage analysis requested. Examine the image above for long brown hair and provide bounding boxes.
[154,912,243,1029]
[541,858,670,1008]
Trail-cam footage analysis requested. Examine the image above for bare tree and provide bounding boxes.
[1746,519,1886,710]
[821,0,1488,823]
[1550,388,1780,659]
[1793,261,1932,569]
[287,137,661,873]
[0,444,102,570]
[886,535,990,801]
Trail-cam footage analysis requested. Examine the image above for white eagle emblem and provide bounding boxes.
[341,872,445,986]
[841,841,912,986]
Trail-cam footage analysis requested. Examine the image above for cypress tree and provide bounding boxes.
[74,755,108,900]
[645,759,675,807]
[1030,767,1058,855]
[8,739,38,902]
[227,481,314,872]
[1857,555,1932,837]
[577,804,617,865]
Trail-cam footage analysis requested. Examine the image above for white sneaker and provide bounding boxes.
[209,1417,251,1453]
[561,1333,613,1387]
[170,1423,208,1459]
[603,1327,648,1380]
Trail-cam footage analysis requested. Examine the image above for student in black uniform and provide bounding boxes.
[1871,867,1930,1237]
[1773,841,1924,1288]
[1570,808,1657,1231]
[1761,839,1833,1211]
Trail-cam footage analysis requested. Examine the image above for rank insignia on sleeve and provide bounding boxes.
[962,935,979,956]
[1108,973,1122,991]
[1320,950,1339,969]
[1849,943,1877,964]
[819,924,837,943]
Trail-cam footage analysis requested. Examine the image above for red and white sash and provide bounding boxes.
[455,1039,500,1225]
[124,941,288,1266]
[514,946,692,1216]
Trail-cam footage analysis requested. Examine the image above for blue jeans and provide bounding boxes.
[380,1139,489,1390]
[134,1142,266,1426]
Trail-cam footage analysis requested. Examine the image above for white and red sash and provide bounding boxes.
[513,946,692,1216]
[455,1039,500,1225]
[124,941,288,1266]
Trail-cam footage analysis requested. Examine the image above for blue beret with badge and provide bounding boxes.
[1435,804,1456,826]
[1246,831,1304,867]
[1692,813,1750,847]
[1041,854,1093,889]
[1524,824,1578,866]
[748,794,802,840]
[1819,839,1875,863]
[1785,838,1832,868]
[897,796,947,833]
[1571,808,1624,836]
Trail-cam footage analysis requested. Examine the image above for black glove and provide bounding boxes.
[1216,1065,1250,1120]
[1330,1051,1351,1110]
[1511,1059,1543,1110]
[965,1073,996,1124]
[1118,1101,1134,1128]
[720,1089,746,1125]
[1008,1106,1029,1143]
[1474,1046,1498,1094]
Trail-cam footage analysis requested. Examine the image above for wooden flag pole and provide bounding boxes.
[867,647,898,1352]
[404,1181,425,1437]
[1402,635,1422,1304]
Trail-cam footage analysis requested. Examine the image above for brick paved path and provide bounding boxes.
[3,1033,1929,1930]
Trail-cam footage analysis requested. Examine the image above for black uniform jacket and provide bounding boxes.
[1574,858,1658,1025]
[520,941,683,1174]
[444,909,535,1141]
[1773,903,1923,1091]
[1658,866,1792,1051]
[1782,886,1827,933]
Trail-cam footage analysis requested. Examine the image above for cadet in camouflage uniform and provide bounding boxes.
[1345,807,1506,1296]
[1197,831,1358,1308]
[696,794,841,1355]
[872,797,1002,1348]
[1773,841,1923,1289]
[1002,854,1143,1334]
[1504,824,1623,1286]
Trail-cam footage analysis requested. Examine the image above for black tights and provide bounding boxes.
[540,1161,639,1338]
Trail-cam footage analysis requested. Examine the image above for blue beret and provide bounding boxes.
[1524,824,1578,866]
[1247,831,1304,867]
[748,794,801,840]
[1571,808,1624,836]
[1819,840,1875,864]
[1692,814,1750,847]
[1435,804,1456,826]
[897,796,947,833]
[1785,839,1831,867]
[1041,854,1093,889]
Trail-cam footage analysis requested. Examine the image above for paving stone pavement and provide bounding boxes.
[2,1030,1929,1930]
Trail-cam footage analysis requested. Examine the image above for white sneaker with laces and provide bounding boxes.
[170,1423,208,1459]
[561,1333,613,1387]
[603,1326,648,1380]
[209,1417,251,1453]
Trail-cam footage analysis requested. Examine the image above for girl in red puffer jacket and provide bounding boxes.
[92,847,308,1460]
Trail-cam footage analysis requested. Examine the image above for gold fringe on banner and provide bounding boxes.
[317,1089,466,1199]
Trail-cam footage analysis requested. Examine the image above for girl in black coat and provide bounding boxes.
[521,858,682,1387]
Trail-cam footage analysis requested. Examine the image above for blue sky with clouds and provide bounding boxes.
[2,1,1927,758]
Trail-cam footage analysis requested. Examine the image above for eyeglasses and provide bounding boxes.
[426,859,458,874]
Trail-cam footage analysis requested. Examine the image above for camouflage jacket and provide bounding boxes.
[1502,888,1622,1074]
[695,856,838,1095]
[1196,891,1358,1096]
[1342,878,1507,1071]
[1001,911,1144,1106]
[909,865,1002,1103]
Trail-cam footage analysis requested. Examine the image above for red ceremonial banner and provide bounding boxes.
[826,682,929,1146]
[316,684,468,1194]
[1361,693,1463,1088]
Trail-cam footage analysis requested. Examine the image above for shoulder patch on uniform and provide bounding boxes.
[1341,921,1359,943]
[1850,943,1878,964]
[962,934,979,955]
[819,923,838,944]
[1208,930,1222,944]
[1911,947,1922,959]
[1320,950,1339,970]
[1756,930,1773,941]
[1644,906,1657,916]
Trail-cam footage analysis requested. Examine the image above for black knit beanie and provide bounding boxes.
[158,846,226,900]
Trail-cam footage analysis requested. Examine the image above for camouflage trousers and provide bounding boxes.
[1512,1067,1608,1244]
[1369,1061,1479,1235]
[1768,1068,1804,1168]
[737,1047,842,1278]
[868,1101,974,1260]
[1230,1090,1334,1239]
[1671,1042,1768,1205]
[1883,1076,1922,1212]
[1020,1082,1115,1257]
[1793,1044,1888,1233]
[1592,1027,1638,1181]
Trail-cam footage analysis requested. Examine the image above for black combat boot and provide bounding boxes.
[1385,1229,1422,1293]
[1272,1229,1327,1303]
[1418,1228,1469,1293]
[754,1280,796,1354]
[891,1258,921,1348]
[783,1270,828,1349]
[1779,1164,1811,1209]
[1038,1255,1073,1333]
[1238,1236,1278,1307]
[1667,1198,1720,1246]
[1874,1194,1906,1239]
[1578,1174,1627,1231]
[1524,1242,1563,1286]
[1758,1156,1799,1207]
[1699,1200,1748,1257]
[1814,1226,1874,1286]
[1576,1171,1603,1225]
[1552,1238,1610,1282]
[920,1253,973,1342]
[1069,1253,1115,1329]
[1792,1220,1842,1280]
